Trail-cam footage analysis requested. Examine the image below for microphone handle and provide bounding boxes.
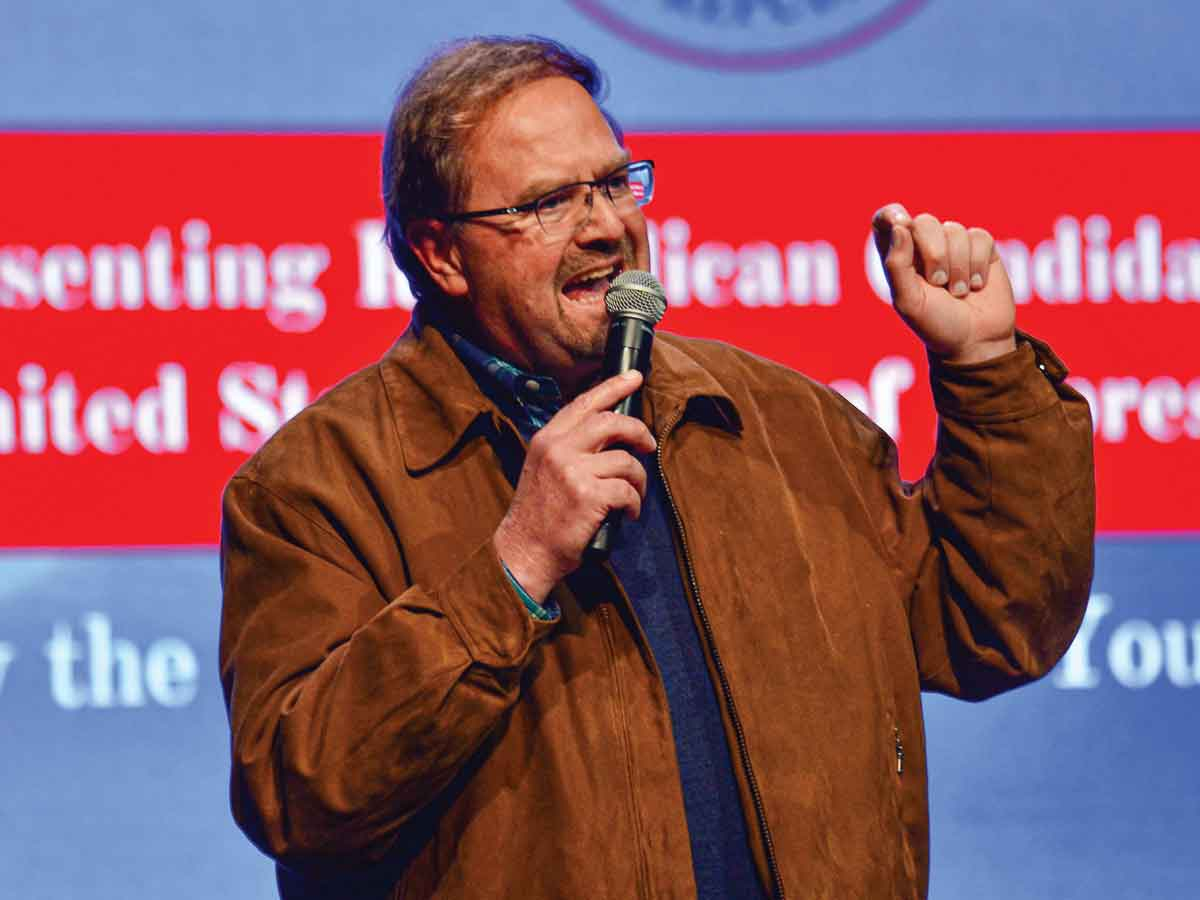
[586,317,655,560]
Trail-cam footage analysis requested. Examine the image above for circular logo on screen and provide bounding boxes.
[569,0,928,71]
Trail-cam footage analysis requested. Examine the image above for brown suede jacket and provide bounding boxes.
[219,323,1095,900]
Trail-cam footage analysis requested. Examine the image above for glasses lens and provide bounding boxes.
[625,162,654,207]
[603,163,654,210]
[535,183,590,236]
[533,162,655,237]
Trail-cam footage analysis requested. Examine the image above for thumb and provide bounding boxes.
[877,222,925,314]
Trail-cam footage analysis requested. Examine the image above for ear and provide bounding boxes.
[406,219,470,298]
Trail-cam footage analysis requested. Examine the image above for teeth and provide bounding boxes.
[566,265,617,290]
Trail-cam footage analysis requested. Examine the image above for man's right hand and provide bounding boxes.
[493,371,657,603]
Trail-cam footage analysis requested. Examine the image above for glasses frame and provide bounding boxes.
[440,159,655,234]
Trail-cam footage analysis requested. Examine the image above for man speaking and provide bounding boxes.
[219,35,1095,899]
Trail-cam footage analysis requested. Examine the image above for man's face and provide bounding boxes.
[446,77,650,393]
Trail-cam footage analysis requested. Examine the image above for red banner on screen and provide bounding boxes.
[2,132,1197,545]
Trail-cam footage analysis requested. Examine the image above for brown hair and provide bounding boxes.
[381,35,621,305]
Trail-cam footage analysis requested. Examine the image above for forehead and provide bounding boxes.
[464,76,626,205]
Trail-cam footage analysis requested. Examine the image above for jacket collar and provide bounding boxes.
[644,335,742,438]
[380,317,741,475]
[380,320,496,474]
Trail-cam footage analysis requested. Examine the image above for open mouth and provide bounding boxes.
[562,262,623,302]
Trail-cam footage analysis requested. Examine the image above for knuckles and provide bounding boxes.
[539,442,567,471]
[902,214,997,278]
[527,429,552,457]
[968,226,995,258]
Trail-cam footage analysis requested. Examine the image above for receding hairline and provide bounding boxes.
[460,75,631,208]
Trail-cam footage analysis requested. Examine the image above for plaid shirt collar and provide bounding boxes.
[415,303,563,434]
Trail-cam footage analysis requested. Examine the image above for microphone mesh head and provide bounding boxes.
[604,270,667,324]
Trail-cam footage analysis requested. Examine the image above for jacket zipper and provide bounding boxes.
[599,605,652,900]
[655,407,787,900]
[894,725,905,775]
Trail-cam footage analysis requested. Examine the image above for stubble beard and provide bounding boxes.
[550,236,641,391]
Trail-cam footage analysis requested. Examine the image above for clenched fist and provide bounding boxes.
[872,203,1017,365]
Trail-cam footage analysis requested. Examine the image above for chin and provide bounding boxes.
[582,319,611,357]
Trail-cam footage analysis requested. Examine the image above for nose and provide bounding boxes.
[576,183,626,244]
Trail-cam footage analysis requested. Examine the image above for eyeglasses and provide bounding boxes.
[441,160,655,239]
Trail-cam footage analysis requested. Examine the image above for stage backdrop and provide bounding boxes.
[2,3,1198,899]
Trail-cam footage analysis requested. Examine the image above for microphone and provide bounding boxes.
[586,270,668,559]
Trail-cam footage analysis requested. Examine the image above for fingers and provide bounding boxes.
[910,214,949,287]
[569,371,642,420]
[593,448,648,497]
[530,407,655,465]
[537,371,655,457]
[495,402,653,595]
[869,202,1016,365]
[943,221,970,297]
[871,202,912,234]
[968,226,996,291]
[876,204,996,297]
[943,222,996,297]
[870,202,910,263]
[872,211,924,311]
[538,447,646,523]
[568,409,657,456]
[592,450,647,520]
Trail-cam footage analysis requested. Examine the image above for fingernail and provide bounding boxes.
[970,273,984,289]
[951,280,968,297]
[931,270,949,286]
[622,370,639,380]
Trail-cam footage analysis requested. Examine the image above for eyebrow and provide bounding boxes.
[514,150,633,205]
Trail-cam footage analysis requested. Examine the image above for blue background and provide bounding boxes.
[3,2,1198,897]
[4,1,1199,131]
[3,544,1194,898]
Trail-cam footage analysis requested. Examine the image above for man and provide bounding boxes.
[219,36,1095,900]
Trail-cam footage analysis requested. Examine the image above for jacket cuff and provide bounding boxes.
[433,537,558,669]
[929,331,1067,424]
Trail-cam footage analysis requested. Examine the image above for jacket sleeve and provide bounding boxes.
[859,333,1096,700]
[218,474,557,872]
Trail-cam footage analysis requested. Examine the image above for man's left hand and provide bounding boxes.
[872,202,1017,365]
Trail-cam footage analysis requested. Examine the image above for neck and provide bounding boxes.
[433,302,603,401]
[555,360,603,400]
